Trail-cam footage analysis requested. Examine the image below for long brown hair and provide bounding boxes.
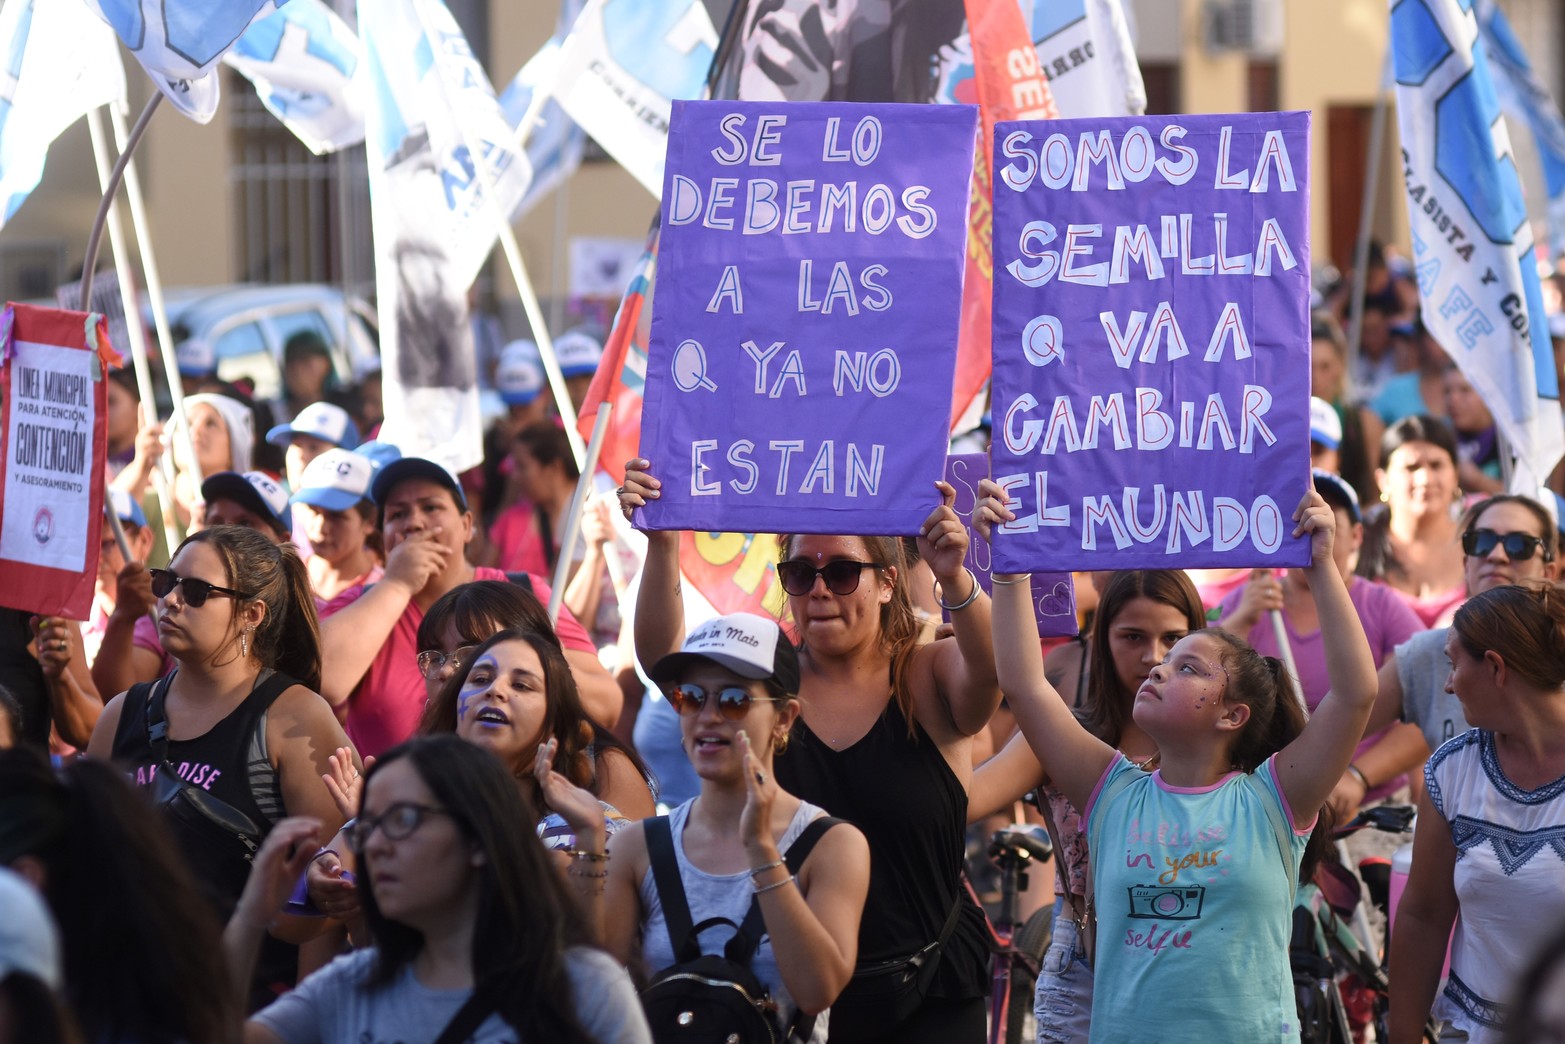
[1082,570,1206,746]
[174,525,322,691]
[778,533,923,732]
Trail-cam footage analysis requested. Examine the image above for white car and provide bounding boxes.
[156,283,380,401]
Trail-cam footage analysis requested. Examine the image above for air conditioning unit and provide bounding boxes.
[1204,0,1286,57]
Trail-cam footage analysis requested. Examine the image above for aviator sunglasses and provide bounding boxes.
[1461,528,1549,562]
[149,568,253,607]
[776,559,883,597]
[666,683,783,721]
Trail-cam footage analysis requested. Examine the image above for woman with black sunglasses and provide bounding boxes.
[87,524,355,1010]
[1362,493,1561,759]
[571,613,868,1042]
[620,462,1001,1043]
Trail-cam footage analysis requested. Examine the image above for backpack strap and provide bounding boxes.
[1250,762,1301,903]
[646,815,702,964]
[144,671,178,762]
[505,572,535,597]
[431,988,496,1044]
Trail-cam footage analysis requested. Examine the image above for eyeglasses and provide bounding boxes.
[149,569,252,608]
[344,802,452,851]
[416,646,476,679]
[666,683,782,721]
[1462,528,1548,562]
[776,559,882,597]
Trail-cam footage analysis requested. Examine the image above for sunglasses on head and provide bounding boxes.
[149,568,252,607]
[776,559,882,597]
[1461,528,1548,562]
[665,683,782,721]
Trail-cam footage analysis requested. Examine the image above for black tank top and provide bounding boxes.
[775,698,988,999]
[112,670,289,903]
[112,670,297,1010]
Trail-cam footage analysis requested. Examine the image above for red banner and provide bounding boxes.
[0,303,118,619]
[952,0,1058,428]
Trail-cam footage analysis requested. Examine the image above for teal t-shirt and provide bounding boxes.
[1084,755,1311,1043]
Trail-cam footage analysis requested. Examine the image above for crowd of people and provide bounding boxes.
[3,253,1565,1044]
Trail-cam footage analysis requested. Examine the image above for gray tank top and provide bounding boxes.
[639,798,831,1044]
[1395,627,1469,752]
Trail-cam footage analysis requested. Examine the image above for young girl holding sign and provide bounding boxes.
[972,480,1377,1042]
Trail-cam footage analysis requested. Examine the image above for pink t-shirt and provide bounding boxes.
[1390,582,1465,629]
[1218,574,1424,799]
[320,566,594,758]
[487,502,549,577]
[131,613,176,678]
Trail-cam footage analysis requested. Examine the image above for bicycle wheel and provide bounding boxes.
[1004,908,1054,1044]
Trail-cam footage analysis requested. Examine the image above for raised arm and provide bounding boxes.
[920,480,1001,736]
[1273,491,1378,825]
[32,616,103,748]
[90,560,164,698]
[619,460,687,669]
[975,480,1115,812]
[316,531,449,705]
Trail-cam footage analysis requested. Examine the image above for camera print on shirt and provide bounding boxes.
[1118,818,1230,956]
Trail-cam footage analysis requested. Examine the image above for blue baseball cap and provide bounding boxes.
[370,456,468,512]
[266,401,360,450]
[291,448,377,513]
[496,340,545,406]
[202,471,293,537]
[1312,468,1361,524]
[554,329,602,378]
[108,488,147,529]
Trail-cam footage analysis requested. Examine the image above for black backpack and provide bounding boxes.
[640,814,842,1044]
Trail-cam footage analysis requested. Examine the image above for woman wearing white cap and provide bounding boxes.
[621,462,1000,1042]
[556,613,868,1043]
[291,448,384,605]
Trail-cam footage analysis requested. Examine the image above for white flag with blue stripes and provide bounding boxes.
[0,0,124,231]
[78,0,287,122]
[1390,0,1563,493]
[359,0,531,473]
[552,0,716,198]
[498,0,585,220]
[1475,0,1565,261]
[225,0,365,155]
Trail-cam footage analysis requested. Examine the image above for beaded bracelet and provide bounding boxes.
[566,848,609,862]
[935,566,981,612]
[567,864,610,879]
[748,859,785,877]
[990,573,1033,586]
[753,875,796,896]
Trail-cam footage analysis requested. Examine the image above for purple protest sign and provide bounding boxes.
[636,100,978,536]
[946,454,1077,636]
[989,112,1313,573]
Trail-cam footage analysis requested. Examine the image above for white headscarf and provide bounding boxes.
[181,393,255,474]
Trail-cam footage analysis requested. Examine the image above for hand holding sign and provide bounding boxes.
[972,478,1018,546]
[1291,489,1336,567]
[918,481,970,588]
[618,457,662,521]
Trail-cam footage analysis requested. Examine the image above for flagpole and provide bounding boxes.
[549,402,613,623]
[85,107,181,552]
[105,102,206,491]
[80,93,161,308]
[409,0,587,469]
[1346,49,1393,382]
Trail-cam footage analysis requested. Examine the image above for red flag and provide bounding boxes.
[951,0,1058,428]
[576,221,658,486]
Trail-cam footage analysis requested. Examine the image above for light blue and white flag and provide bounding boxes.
[552,0,716,197]
[225,0,365,155]
[1391,0,1563,493]
[498,0,586,220]
[78,0,287,123]
[1023,0,1145,118]
[359,0,531,473]
[0,0,124,230]
[1475,0,1565,261]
